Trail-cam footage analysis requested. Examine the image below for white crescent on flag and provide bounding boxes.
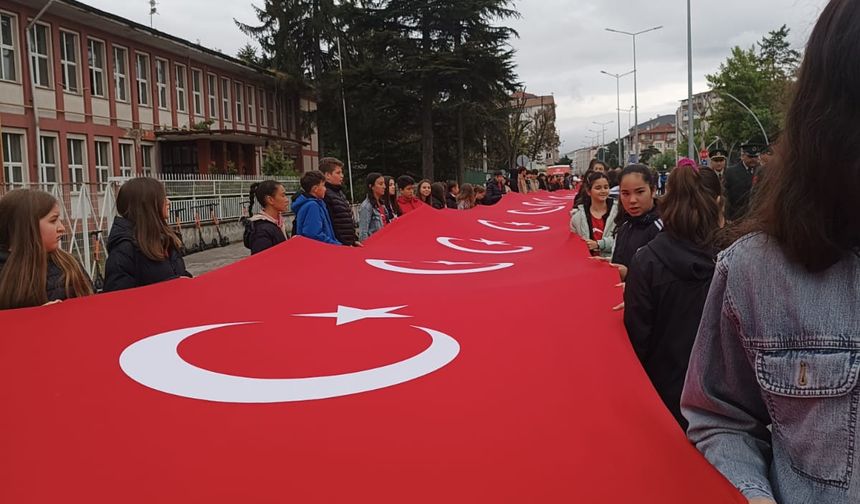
[435,237,533,255]
[119,319,460,403]
[365,259,514,275]
[476,220,551,232]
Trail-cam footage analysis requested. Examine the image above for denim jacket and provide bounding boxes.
[358,199,384,242]
[681,233,860,503]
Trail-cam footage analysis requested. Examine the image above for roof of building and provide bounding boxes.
[17,0,292,84]
[629,114,675,133]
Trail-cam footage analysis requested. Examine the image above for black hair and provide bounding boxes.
[249,180,284,214]
[300,171,326,193]
[383,176,401,217]
[365,172,384,205]
[396,175,415,190]
[613,164,658,233]
[582,172,613,240]
[446,180,459,192]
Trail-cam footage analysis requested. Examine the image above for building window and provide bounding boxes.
[39,135,58,185]
[0,13,17,82]
[259,89,266,127]
[87,38,105,97]
[119,142,134,177]
[221,77,231,120]
[175,64,187,113]
[94,140,111,191]
[141,144,154,176]
[67,138,86,192]
[2,132,24,188]
[27,23,50,87]
[207,73,217,119]
[247,85,255,125]
[234,82,243,123]
[136,53,150,106]
[113,46,128,102]
[155,58,168,110]
[191,69,202,116]
[59,31,79,93]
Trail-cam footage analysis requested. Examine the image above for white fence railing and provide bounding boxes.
[0,174,303,281]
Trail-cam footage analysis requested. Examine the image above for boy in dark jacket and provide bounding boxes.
[291,171,342,246]
[484,171,506,205]
[445,180,459,209]
[320,157,358,246]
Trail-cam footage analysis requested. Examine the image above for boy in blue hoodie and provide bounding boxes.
[290,171,343,245]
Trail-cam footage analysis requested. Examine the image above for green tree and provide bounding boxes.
[707,26,800,150]
[236,43,261,66]
[261,146,298,177]
[650,150,677,171]
[639,145,661,165]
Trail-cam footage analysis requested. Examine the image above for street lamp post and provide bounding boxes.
[601,70,634,166]
[592,120,613,163]
[606,25,663,161]
[686,0,695,159]
[588,129,602,160]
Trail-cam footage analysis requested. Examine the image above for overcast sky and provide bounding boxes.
[86,0,827,156]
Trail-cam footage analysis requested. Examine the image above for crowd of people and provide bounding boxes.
[0,0,857,502]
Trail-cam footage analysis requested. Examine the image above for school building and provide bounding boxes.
[0,0,319,191]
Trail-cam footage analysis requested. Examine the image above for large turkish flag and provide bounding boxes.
[0,191,743,503]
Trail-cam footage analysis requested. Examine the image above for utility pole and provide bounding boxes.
[686,0,695,159]
[601,70,634,166]
[592,121,613,163]
[606,25,663,162]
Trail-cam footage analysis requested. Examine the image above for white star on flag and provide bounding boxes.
[294,306,412,326]
[472,239,509,246]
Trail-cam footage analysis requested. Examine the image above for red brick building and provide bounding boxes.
[0,0,318,189]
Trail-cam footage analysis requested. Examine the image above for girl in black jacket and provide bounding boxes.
[610,165,662,279]
[244,180,289,255]
[429,182,447,210]
[623,163,723,429]
[104,177,191,292]
[0,189,93,309]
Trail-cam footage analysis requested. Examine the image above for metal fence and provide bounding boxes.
[0,173,302,279]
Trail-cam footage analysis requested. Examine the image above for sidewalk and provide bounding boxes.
[183,242,248,277]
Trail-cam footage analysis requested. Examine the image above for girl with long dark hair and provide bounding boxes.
[382,176,401,219]
[244,180,288,255]
[429,182,447,210]
[682,2,860,501]
[358,172,388,241]
[0,189,93,309]
[456,183,477,210]
[609,164,661,279]
[416,179,433,205]
[623,161,723,429]
[570,171,618,257]
[104,177,191,291]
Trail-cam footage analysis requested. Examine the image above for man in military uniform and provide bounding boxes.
[724,143,761,221]
[709,147,728,183]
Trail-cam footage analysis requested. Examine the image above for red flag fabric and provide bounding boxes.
[0,191,744,503]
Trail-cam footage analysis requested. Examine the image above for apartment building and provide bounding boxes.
[0,0,319,191]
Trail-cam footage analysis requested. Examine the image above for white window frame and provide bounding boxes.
[247,85,255,126]
[234,81,244,123]
[27,21,51,88]
[118,141,135,178]
[207,73,217,119]
[112,45,129,102]
[135,52,150,106]
[38,134,59,186]
[155,58,169,110]
[221,77,231,121]
[2,131,27,188]
[59,30,80,93]
[174,63,187,113]
[93,138,111,192]
[0,12,19,83]
[87,38,105,98]
[259,88,266,127]
[191,68,202,116]
[66,136,87,193]
[140,143,154,176]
